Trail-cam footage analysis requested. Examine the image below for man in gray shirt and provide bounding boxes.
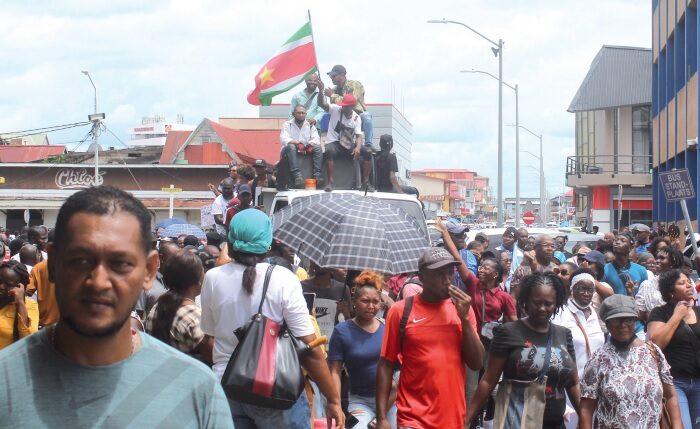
[0,186,233,428]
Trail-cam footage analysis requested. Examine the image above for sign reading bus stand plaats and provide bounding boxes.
[658,169,696,202]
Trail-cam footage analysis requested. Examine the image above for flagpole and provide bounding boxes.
[307,10,320,75]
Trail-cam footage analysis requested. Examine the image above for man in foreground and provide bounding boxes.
[375,247,484,429]
[0,186,233,427]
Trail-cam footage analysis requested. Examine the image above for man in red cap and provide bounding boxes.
[317,79,372,192]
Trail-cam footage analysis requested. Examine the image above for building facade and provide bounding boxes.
[566,45,653,232]
[260,103,413,184]
[652,0,700,226]
[411,169,491,219]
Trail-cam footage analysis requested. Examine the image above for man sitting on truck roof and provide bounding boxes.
[375,134,404,194]
[280,105,322,189]
[316,78,371,192]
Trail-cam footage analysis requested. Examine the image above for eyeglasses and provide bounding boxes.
[574,286,595,295]
[607,317,636,327]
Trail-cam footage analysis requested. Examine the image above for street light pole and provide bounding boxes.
[81,70,99,186]
[516,125,545,225]
[460,70,518,226]
[429,19,504,227]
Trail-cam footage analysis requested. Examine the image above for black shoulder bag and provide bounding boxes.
[221,265,311,409]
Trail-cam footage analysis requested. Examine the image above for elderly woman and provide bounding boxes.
[579,295,683,429]
[648,269,700,429]
[552,268,605,429]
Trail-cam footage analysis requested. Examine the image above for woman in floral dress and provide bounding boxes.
[578,295,683,428]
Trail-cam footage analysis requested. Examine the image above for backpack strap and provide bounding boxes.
[399,295,414,352]
[256,265,276,315]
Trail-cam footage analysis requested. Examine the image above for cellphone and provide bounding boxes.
[303,293,316,315]
[344,413,359,428]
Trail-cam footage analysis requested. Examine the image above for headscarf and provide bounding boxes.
[569,272,596,309]
[228,209,272,255]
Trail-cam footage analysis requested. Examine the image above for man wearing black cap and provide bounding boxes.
[375,134,404,193]
[324,64,373,148]
[446,220,478,277]
[375,247,483,429]
[224,184,253,229]
[251,159,275,205]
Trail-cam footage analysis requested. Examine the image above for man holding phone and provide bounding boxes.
[375,248,484,429]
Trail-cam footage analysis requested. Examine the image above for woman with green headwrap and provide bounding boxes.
[199,209,344,429]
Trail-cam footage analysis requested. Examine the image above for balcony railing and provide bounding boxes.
[566,154,652,176]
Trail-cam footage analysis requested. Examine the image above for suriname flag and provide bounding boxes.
[247,21,318,106]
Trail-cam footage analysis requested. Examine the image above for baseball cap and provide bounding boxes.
[503,227,517,237]
[446,221,468,235]
[339,94,357,107]
[254,159,267,168]
[238,184,252,195]
[599,295,638,321]
[576,246,592,256]
[632,224,651,232]
[418,247,459,270]
[327,64,347,78]
[582,250,605,265]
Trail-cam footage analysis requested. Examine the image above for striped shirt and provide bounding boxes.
[0,330,233,428]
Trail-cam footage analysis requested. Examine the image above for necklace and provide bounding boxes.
[51,324,137,357]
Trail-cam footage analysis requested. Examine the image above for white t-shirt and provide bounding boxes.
[325,104,363,147]
[211,194,231,236]
[200,262,315,379]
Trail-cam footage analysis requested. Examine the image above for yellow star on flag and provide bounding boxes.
[258,67,275,86]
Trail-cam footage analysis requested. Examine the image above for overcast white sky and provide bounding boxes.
[1,0,651,197]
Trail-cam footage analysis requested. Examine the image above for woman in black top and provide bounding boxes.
[648,269,700,429]
[467,272,580,428]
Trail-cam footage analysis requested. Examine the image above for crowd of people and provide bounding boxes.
[1,179,700,427]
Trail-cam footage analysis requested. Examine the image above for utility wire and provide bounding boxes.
[1,121,91,139]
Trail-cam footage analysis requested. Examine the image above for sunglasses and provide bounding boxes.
[607,317,636,327]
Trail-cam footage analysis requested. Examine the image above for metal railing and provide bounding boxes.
[566,154,652,176]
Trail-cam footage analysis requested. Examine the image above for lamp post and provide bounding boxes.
[461,70,519,226]
[516,125,545,225]
[81,70,100,185]
[429,18,504,227]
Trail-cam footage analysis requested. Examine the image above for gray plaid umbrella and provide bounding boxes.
[272,193,429,274]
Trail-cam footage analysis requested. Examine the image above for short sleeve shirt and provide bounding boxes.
[375,152,399,192]
[0,330,233,428]
[489,321,577,423]
[602,261,648,295]
[649,304,700,378]
[461,269,516,330]
[328,320,384,397]
[581,342,672,429]
[380,295,477,429]
[211,194,232,235]
[325,104,363,147]
[200,262,314,379]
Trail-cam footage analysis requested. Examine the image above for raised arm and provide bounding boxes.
[316,79,329,112]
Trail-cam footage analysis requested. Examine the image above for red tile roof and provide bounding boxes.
[158,131,192,164]
[160,119,280,165]
[208,120,280,165]
[0,145,66,163]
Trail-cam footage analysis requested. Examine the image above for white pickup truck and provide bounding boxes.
[257,188,430,240]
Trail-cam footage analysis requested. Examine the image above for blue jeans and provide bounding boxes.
[283,143,323,179]
[348,394,397,429]
[229,393,310,429]
[360,111,373,146]
[673,377,700,429]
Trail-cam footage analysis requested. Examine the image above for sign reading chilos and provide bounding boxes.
[55,169,105,189]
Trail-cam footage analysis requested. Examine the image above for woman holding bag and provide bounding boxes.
[648,269,700,429]
[200,209,344,429]
[467,272,580,429]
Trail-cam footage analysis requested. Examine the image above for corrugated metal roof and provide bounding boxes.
[0,145,65,162]
[568,45,651,112]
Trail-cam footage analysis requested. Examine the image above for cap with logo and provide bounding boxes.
[418,247,460,271]
[254,159,267,168]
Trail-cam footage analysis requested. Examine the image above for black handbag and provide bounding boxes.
[221,265,311,409]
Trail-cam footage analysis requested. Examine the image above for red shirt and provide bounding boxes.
[380,295,477,429]
[462,270,516,331]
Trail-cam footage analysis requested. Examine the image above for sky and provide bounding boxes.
[0,0,651,198]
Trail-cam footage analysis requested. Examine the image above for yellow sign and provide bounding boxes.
[0,177,5,184]
[162,187,182,192]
